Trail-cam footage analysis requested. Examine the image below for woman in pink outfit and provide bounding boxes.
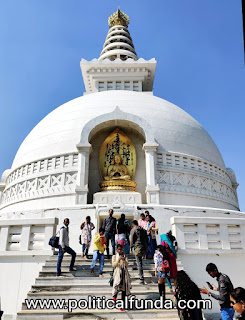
[138,213,148,229]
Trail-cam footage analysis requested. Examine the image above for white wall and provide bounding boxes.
[159,192,238,211]
[0,256,46,319]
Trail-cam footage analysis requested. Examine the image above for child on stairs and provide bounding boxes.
[90,227,106,277]
[154,244,171,300]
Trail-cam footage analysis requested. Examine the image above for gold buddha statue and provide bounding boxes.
[104,154,131,181]
[99,129,137,191]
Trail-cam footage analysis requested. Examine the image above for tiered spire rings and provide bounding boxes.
[99,9,137,61]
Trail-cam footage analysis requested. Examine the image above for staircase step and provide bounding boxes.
[47,257,155,264]
[17,309,179,319]
[30,282,173,293]
[46,256,182,265]
[38,271,155,279]
[42,263,155,272]
[26,289,168,296]
[18,253,183,319]
[43,263,156,270]
[35,277,158,285]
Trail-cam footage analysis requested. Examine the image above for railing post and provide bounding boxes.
[20,225,31,251]
[219,224,230,250]
[198,224,208,250]
[0,226,9,251]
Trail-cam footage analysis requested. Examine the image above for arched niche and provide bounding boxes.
[76,107,160,205]
[88,121,146,204]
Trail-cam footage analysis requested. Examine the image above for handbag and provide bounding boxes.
[79,234,82,245]
[48,230,60,249]
[162,259,170,272]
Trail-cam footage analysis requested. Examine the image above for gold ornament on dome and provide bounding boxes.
[99,128,137,191]
[108,9,130,28]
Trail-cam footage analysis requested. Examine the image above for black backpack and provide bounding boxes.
[136,227,148,247]
[48,228,61,249]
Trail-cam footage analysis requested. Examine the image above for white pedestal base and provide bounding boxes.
[93,191,142,204]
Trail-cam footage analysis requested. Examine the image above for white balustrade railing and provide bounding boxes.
[0,217,58,256]
[156,152,239,209]
[171,216,245,254]
[157,152,233,187]
[6,153,78,187]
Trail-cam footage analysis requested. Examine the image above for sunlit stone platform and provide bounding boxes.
[93,190,142,204]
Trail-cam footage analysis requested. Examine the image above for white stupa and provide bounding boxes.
[0,9,244,319]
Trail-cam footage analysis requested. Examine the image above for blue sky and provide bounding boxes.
[0,1,244,210]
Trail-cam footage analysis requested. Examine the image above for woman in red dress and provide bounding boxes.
[161,231,178,287]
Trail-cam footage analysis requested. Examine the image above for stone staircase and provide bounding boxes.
[17,254,184,320]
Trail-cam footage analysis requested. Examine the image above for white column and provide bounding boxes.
[220,224,231,250]
[75,143,92,204]
[0,226,9,251]
[198,224,208,250]
[143,143,160,204]
[138,81,142,92]
[20,225,31,251]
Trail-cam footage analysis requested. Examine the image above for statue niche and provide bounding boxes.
[99,129,137,191]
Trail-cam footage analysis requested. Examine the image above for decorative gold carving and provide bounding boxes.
[100,180,136,192]
[108,9,130,28]
[99,128,136,191]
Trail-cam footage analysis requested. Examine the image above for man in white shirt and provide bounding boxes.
[56,218,76,276]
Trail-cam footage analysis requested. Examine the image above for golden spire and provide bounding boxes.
[108,9,129,28]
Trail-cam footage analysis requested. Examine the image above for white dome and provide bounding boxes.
[12,90,225,170]
[1,90,239,212]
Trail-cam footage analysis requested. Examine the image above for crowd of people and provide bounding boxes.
[55,212,245,319]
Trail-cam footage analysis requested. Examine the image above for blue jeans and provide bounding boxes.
[82,243,89,258]
[90,250,104,275]
[105,232,115,256]
[220,308,235,320]
[57,245,76,276]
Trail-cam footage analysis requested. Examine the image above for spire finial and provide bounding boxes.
[108,9,129,28]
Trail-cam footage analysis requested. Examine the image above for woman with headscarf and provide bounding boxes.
[161,231,178,287]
